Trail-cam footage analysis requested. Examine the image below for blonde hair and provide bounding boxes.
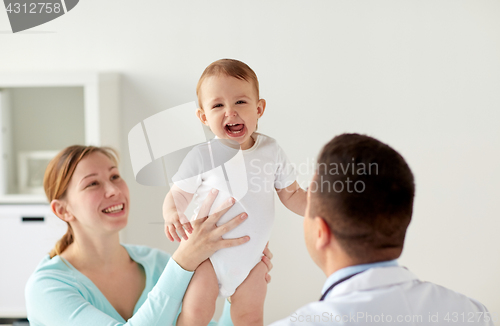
[44,145,119,259]
[196,58,260,110]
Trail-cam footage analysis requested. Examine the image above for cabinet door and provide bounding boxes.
[0,205,67,318]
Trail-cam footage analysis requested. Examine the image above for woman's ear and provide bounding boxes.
[257,99,266,118]
[196,108,209,126]
[51,199,74,222]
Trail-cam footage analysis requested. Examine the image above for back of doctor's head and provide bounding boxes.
[309,133,415,263]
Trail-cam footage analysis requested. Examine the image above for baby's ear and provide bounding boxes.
[196,108,209,126]
[257,99,266,118]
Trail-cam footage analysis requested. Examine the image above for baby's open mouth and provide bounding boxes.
[102,204,124,214]
[225,123,245,134]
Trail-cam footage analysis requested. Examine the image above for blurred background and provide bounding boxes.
[0,0,499,324]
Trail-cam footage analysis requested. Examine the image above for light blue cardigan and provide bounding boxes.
[25,243,234,326]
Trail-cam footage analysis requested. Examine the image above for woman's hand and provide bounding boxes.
[171,189,250,271]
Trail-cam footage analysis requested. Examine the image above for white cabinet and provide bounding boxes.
[0,72,120,203]
[0,206,67,318]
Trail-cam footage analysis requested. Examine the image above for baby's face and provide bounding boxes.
[197,74,265,150]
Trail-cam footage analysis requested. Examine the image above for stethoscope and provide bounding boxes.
[319,271,365,301]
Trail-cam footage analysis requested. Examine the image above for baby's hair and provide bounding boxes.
[196,58,259,110]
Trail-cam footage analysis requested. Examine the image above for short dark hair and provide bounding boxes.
[309,133,415,262]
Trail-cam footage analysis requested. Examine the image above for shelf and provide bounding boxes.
[0,195,47,205]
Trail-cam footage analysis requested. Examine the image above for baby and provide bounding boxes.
[163,59,306,325]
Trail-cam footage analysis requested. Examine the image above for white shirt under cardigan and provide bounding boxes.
[172,133,297,298]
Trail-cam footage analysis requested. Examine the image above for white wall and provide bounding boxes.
[1,0,498,323]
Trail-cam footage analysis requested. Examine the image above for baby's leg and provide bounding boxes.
[177,259,219,326]
[230,261,268,326]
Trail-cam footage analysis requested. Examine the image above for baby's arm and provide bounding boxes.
[276,181,307,216]
[163,185,194,242]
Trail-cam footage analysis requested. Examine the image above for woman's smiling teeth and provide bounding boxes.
[102,204,124,213]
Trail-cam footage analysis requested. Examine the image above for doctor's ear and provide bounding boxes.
[314,216,332,250]
[196,108,209,126]
[51,199,74,222]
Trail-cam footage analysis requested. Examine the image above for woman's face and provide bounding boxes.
[63,151,130,235]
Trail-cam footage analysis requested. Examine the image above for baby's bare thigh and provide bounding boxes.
[194,259,218,284]
[231,261,268,308]
[177,259,220,325]
[183,259,219,308]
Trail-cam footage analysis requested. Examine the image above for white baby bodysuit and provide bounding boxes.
[172,133,296,297]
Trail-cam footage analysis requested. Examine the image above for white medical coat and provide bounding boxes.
[270,266,495,325]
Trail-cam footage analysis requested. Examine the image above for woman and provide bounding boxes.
[25,145,273,325]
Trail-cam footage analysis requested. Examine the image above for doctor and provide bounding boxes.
[271,133,495,326]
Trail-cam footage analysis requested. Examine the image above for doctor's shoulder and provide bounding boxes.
[416,280,495,315]
[269,300,348,326]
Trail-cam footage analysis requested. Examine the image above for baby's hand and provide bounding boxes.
[162,185,195,242]
[163,209,193,242]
